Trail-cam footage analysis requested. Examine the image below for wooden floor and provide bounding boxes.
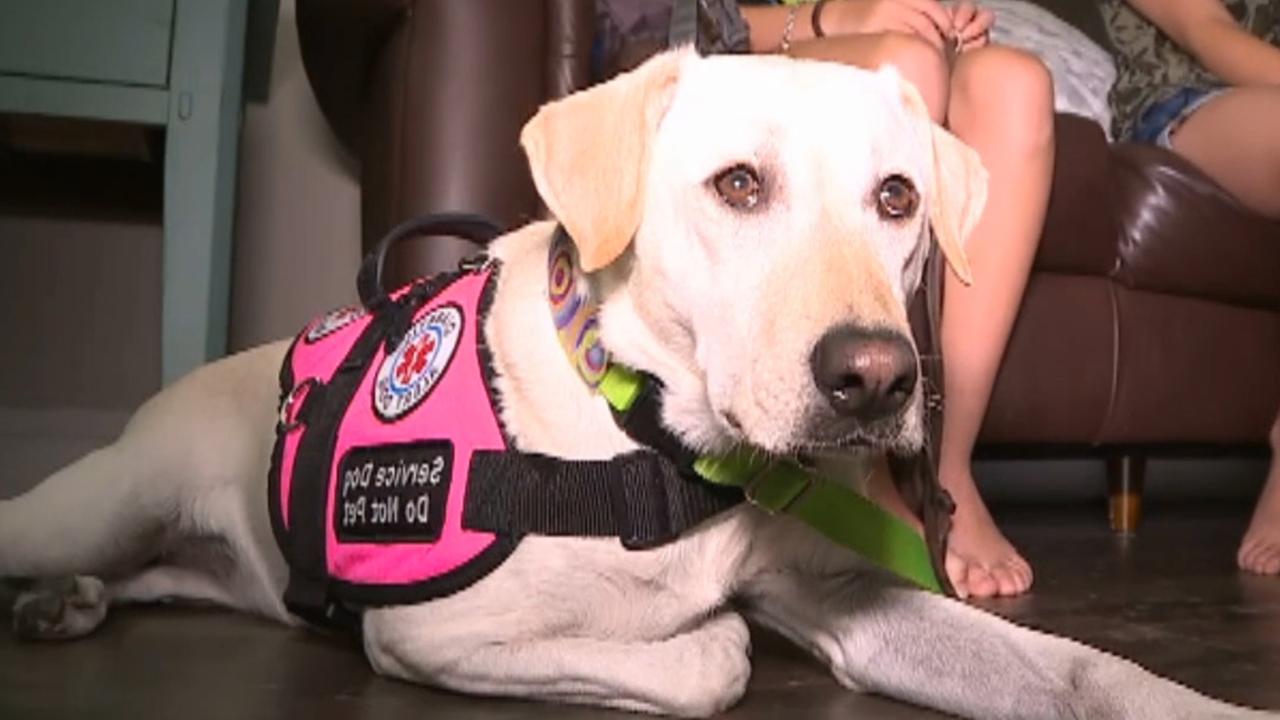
[3,502,1279,719]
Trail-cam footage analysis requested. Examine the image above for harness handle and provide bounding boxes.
[357,213,505,314]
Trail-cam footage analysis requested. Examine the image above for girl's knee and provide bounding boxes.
[951,46,1054,138]
[870,32,950,124]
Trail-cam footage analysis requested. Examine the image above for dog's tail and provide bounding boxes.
[0,439,174,580]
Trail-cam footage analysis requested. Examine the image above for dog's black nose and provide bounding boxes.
[810,326,917,422]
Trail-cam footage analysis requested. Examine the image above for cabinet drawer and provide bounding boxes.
[0,0,174,87]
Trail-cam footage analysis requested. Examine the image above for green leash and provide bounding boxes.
[599,365,943,593]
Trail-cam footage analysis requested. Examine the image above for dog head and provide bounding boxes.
[521,50,986,456]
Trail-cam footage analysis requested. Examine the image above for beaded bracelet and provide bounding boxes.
[779,4,801,52]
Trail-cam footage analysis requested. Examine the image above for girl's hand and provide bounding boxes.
[818,0,956,51]
[948,1,994,51]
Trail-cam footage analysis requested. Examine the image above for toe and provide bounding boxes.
[1010,562,1033,593]
[989,566,1020,597]
[1016,554,1034,587]
[1242,545,1261,573]
[1241,541,1271,574]
[988,550,1033,595]
[998,563,1034,596]
[1237,542,1253,570]
[965,566,999,599]
[945,552,972,599]
[69,576,105,608]
[1261,544,1280,575]
[994,563,1033,597]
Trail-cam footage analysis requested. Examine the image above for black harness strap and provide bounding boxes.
[464,450,742,551]
[282,314,387,630]
[357,213,504,315]
[668,0,698,47]
[668,0,752,55]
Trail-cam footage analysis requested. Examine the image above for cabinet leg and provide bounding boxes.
[161,0,248,384]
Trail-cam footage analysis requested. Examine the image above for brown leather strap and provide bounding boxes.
[891,240,957,597]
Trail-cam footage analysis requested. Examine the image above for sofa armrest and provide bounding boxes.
[297,0,410,154]
[1110,143,1280,311]
[546,0,596,101]
[298,0,594,284]
[1033,113,1122,276]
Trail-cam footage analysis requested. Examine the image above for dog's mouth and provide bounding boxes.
[799,417,915,454]
[716,407,917,460]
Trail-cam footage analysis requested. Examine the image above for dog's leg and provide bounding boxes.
[0,444,172,580]
[2,440,181,641]
[1,343,291,637]
[741,570,1270,719]
[360,524,755,718]
[365,609,751,717]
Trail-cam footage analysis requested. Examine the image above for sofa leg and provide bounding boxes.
[1106,454,1146,534]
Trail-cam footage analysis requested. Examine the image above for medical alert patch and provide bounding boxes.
[305,306,366,343]
[335,441,453,543]
[374,304,463,420]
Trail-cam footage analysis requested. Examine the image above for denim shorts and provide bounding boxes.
[1129,86,1230,148]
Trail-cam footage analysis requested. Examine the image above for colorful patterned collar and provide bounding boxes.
[547,228,610,389]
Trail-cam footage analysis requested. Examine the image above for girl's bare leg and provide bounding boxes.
[934,46,1053,599]
[1239,416,1280,575]
[1169,87,1280,219]
[1167,87,1280,575]
[788,33,951,122]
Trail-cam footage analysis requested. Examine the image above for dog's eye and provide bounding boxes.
[712,165,762,210]
[876,175,919,220]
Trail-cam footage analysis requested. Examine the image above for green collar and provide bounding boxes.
[552,229,942,592]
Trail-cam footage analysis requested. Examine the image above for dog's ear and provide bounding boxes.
[520,50,685,272]
[895,79,987,285]
[925,125,985,285]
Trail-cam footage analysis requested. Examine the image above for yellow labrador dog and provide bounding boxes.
[0,50,1269,719]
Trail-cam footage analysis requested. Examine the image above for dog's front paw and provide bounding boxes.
[12,576,108,641]
[664,612,752,718]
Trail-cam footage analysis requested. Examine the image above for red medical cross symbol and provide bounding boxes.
[395,334,436,385]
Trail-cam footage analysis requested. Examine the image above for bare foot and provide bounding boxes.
[863,460,1032,599]
[940,469,1032,600]
[1238,460,1280,576]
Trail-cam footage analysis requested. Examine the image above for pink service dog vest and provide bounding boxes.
[269,264,515,615]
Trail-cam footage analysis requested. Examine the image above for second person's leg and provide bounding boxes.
[1165,87,1280,575]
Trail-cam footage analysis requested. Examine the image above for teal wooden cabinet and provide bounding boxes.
[0,0,175,87]
[0,0,278,384]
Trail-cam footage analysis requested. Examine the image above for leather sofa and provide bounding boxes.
[296,0,1280,530]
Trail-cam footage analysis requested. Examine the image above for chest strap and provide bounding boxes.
[463,450,742,550]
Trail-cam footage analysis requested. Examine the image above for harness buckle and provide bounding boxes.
[458,253,495,274]
[742,460,814,515]
[279,378,320,432]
